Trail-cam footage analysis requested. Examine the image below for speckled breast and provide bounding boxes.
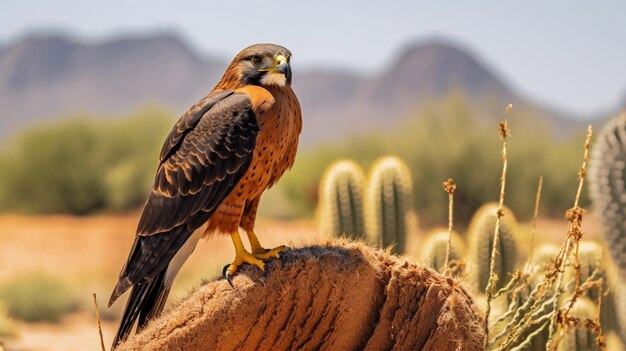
[245,86,302,192]
[205,86,302,235]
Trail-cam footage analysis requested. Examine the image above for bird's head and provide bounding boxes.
[216,43,293,90]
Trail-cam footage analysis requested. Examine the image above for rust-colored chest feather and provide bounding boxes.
[206,85,301,235]
[250,86,302,189]
[229,85,301,199]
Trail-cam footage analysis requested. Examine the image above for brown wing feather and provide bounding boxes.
[110,91,263,304]
[158,90,233,163]
[138,91,260,236]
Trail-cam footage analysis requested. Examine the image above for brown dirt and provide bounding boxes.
[118,240,484,351]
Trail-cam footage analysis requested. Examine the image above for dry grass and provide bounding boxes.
[484,110,511,346]
[483,124,609,351]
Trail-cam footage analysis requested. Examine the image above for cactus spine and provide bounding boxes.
[365,156,413,254]
[420,229,465,273]
[318,160,366,239]
[468,202,518,291]
[589,113,626,278]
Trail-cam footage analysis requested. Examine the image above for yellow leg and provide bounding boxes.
[245,230,287,260]
[225,231,266,279]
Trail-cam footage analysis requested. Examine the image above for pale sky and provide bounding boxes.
[2,0,625,117]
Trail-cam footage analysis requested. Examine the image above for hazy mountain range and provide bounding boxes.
[0,32,614,146]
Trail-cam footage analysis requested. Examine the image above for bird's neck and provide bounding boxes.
[214,68,245,90]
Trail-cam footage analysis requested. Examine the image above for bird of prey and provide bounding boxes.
[108,43,302,348]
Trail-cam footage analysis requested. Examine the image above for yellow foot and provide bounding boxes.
[252,245,288,260]
[224,231,267,287]
[225,249,265,277]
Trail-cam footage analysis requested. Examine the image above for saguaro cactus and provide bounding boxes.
[588,112,626,278]
[468,202,518,291]
[420,229,465,273]
[318,160,366,239]
[365,156,413,254]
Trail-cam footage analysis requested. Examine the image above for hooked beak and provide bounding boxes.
[275,55,292,84]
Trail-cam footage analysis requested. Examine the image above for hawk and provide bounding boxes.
[109,43,302,347]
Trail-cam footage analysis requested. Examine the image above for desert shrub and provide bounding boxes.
[0,272,76,322]
[0,107,172,214]
[0,119,108,214]
[101,108,172,211]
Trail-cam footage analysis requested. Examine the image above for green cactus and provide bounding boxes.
[503,244,557,350]
[365,156,413,254]
[501,244,558,350]
[420,229,465,273]
[563,241,622,336]
[560,298,601,351]
[565,242,603,302]
[589,113,626,278]
[468,202,518,291]
[317,160,366,239]
[531,243,560,266]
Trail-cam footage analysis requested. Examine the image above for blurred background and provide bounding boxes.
[0,1,624,350]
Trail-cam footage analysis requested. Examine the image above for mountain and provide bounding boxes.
[0,32,586,145]
[0,32,225,137]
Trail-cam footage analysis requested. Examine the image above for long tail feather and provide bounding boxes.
[111,270,168,349]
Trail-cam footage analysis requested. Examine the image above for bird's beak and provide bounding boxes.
[275,55,292,84]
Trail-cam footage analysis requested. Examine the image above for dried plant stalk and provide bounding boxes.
[484,105,512,347]
[546,125,594,350]
[93,293,106,351]
[489,126,596,351]
[442,178,456,274]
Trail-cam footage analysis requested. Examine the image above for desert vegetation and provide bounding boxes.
[0,108,173,214]
[0,93,588,225]
[1,101,624,350]
[270,93,590,226]
[0,273,75,323]
[304,111,626,350]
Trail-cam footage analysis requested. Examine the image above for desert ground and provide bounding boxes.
[0,212,603,351]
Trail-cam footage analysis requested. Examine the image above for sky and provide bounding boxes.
[2,1,625,117]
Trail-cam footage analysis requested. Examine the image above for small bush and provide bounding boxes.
[0,273,76,323]
[0,107,173,214]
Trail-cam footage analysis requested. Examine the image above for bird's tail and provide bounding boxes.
[111,270,170,349]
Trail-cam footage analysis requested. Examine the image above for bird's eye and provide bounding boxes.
[251,55,263,65]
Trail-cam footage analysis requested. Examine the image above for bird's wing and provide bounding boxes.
[110,88,274,305]
[137,90,259,236]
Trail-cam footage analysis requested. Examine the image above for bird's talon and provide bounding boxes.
[225,272,235,289]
